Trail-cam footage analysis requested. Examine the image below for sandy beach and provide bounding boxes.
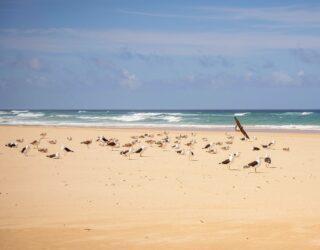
[1,125,320,249]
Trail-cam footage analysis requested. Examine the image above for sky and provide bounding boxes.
[0,0,320,109]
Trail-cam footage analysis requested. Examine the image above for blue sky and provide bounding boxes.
[0,0,320,109]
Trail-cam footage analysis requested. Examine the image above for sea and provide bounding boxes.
[0,110,320,132]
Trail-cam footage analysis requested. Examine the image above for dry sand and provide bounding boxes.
[0,125,320,249]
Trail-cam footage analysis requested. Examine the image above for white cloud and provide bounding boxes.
[119,69,141,89]
[271,71,295,86]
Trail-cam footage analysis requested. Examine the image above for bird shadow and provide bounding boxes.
[228,168,241,171]
[249,171,264,174]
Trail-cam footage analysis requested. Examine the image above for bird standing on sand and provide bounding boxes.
[21,145,30,156]
[203,142,214,149]
[134,146,147,157]
[5,142,18,148]
[107,141,119,150]
[46,152,60,159]
[30,138,43,149]
[252,146,260,151]
[219,154,234,169]
[264,154,272,167]
[243,156,264,173]
[61,145,74,154]
[176,149,185,155]
[48,139,57,145]
[262,141,275,149]
[38,148,48,153]
[81,139,92,148]
[120,147,133,159]
[186,150,194,161]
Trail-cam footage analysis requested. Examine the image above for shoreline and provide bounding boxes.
[1,123,320,134]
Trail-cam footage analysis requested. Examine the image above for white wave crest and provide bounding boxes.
[17,112,45,118]
[301,112,313,116]
[11,110,29,114]
[55,114,73,118]
[234,112,249,117]
[78,110,87,113]
[161,116,182,123]
[0,111,10,115]
[109,112,161,122]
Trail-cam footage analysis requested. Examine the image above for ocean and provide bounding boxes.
[0,110,320,131]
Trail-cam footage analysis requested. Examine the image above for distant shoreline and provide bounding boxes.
[1,124,320,134]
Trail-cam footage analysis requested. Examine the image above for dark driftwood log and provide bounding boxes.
[234,117,250,139]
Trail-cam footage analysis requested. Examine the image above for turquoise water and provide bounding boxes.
[0,110,320,131]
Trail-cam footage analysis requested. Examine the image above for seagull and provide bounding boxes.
[233,152,241,158]
[252,146,260,151]
[30,138,43,149]
[107,141,119,150]
[186,150,194,161]
[96,136,109,145]
[21,145,30,156]
[48,139,57,145]
[61,145,74,153]
[176,149,185,155]
[264,154,272,167]
[120,147,133,159]
[243,156,264,173]
[46,152,60,159]
[38,148,48,153]
[134,146,147,157]
[206,148,217,154]
[5,142,18,148]
[221,146,230,151]
[202,142,214,149]
[219,154,234,169]
[262,141,275,149]
[81,139,92,148]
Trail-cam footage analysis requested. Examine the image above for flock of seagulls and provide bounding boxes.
[3,129,288,173]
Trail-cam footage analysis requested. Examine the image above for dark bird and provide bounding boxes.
[262,141,275,149]
[219,154,234,169]
[38,148,48,153]
[202,142,213,149]
[81,139,92,147]
[5,142,18,148]
[46,152,60,159]
[264,154,272,167]
[21,145,30,156]
[120,147,133,159]
[62,146,74,153]
[243,157,264,172]
[176,149,185,155]
[134,146,147,157]
[252,146,260,151]
[48,139,57,145]
[31,138,43,148]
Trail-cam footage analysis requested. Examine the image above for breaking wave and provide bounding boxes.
[16,112,45,118]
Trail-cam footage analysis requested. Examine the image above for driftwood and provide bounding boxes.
[234,117,250,139]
